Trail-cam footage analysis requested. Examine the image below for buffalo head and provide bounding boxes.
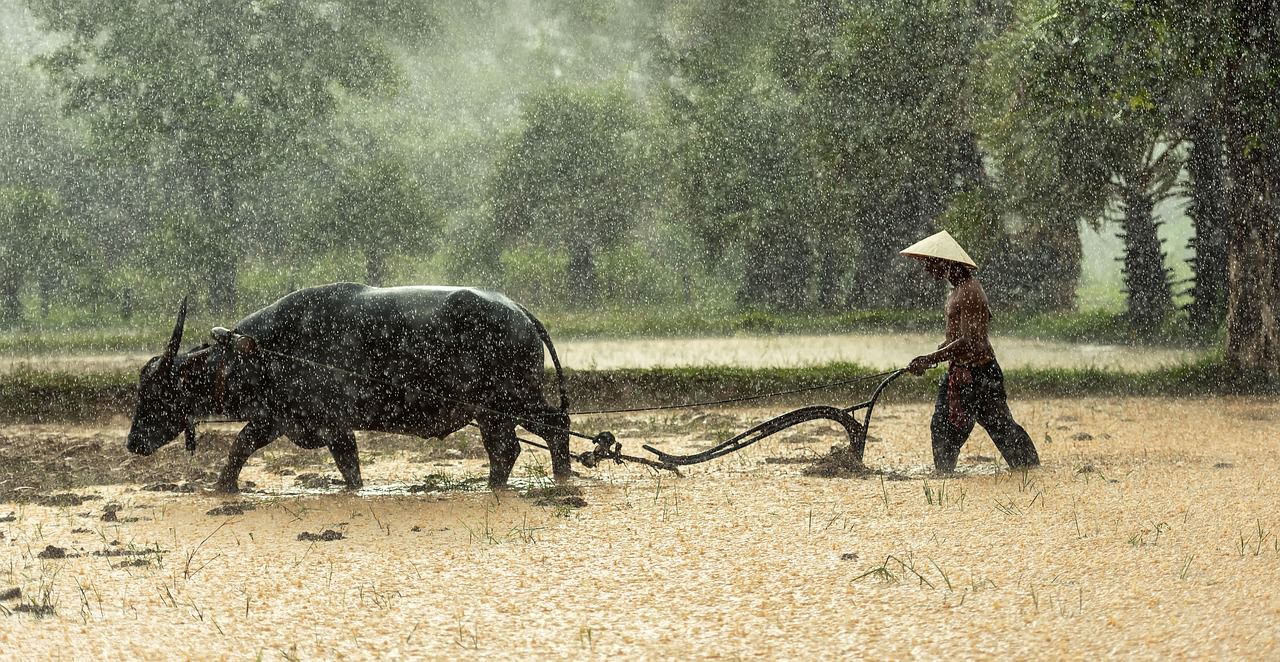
[127,300,264,456]
[127,298,193,455]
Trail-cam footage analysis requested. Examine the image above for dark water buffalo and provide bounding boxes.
[126,283,571,491]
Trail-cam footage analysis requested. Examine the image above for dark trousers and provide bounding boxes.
[931,361,1040,472]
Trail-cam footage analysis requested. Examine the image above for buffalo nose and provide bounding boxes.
[126,434,150,456]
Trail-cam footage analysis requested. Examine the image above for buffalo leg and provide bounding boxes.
[216,419,279,493]
[478,417,521,488]
[328,429,363,490]
[527,406,572,480]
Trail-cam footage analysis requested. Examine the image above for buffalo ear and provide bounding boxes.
[163,296,189,363]
[232,334,258,354]
[211,327,256,354]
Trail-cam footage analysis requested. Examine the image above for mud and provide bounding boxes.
[0,398,1277,657]
[297,530,345,542]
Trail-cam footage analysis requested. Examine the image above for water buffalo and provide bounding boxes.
[126,283,571,492]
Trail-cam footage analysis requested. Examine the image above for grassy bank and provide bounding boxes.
[0,358,1264,424]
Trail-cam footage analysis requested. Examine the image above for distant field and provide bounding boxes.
[0,332,1205,376]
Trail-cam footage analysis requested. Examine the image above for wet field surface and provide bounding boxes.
[0,332,1204,374]
[1,398,1277,657]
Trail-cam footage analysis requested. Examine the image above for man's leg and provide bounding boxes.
[971,363,1040,469]
[930,372,975,472]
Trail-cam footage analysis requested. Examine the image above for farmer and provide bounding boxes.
[900,231,1040,473]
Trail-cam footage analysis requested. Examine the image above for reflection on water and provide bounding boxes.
[0,333,1204,374]
[556,333,1203,372]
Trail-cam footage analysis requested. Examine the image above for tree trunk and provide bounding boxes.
[848,192,939,309]
[1117,170,1173,331]
[0,274,21,325]
[998,217,1082,312]
[1222,142,1280,378]
[1184,113,1229,330]
[1221,0,1280,380]
[1040,218,1083,311]
[38,275,52,319]
[366,251,387,287]
[815,244,844,309]
[567,241,597,307]
[192,165,241,315]
[738,211,813,311]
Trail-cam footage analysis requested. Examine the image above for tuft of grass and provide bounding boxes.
[1178,555,1195,579]
[414,473,486,493]
[1127,522,1170,547]
[1235,520,1275,557]
[851,553,938,589]
[922,479,966,509]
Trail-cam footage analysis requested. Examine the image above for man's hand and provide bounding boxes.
[907,355,935,376]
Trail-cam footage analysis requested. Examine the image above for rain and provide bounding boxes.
[1,0,1278,657]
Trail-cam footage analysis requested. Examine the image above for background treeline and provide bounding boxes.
[1,0,1278,377]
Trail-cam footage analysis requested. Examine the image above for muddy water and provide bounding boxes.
[1,398,1278,657]
[0,333,1202,374]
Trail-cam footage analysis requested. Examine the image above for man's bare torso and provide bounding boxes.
[944,276,996,366]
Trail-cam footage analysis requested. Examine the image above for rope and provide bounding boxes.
[568,369,904,415]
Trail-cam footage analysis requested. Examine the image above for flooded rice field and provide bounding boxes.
[0,332,1203,374]
[1,397,1277,657]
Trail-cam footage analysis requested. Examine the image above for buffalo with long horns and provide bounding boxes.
[126,283,571,491]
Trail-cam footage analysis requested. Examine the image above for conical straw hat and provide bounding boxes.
[899,230,977,269]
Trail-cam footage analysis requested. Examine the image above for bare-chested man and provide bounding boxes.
[900,231,1040,473]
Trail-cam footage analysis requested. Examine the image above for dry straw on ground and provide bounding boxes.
[0,397,1277,658]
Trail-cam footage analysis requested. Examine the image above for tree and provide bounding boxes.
[776,0,991,309]
[0,187,80,323]
[649,0,829,309]
[318,152,437,287]
[26,0,408,312]
[1182,107,1228,330]
[982,0,1190,327]
[490,86,653,305]
[1212,1,1280,378]
[998,0,1280,373]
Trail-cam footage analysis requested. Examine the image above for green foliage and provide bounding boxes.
[29,0,403,173]
[0,48,67,190]
[653,2,826,309]
[0,187,100,324]
[596,244,684,307]
[490,85,655,304]
[314,152,438,286]
[981,0,1189,321]
[1,0,1276,377]
[775,0,991,308]
[497,246,570,308]
[25,0,411,310]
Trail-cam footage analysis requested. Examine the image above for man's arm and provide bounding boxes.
[907,285,989,374]
[907,339,964,375]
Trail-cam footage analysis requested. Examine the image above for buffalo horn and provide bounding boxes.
[164,296,189,361]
